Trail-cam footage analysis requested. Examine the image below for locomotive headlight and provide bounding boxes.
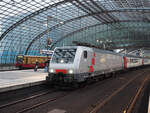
[68,69,73,74]
[50,69,54,73]
[60,59,64,63]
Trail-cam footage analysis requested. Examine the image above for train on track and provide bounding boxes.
[16,55,50,69]
[46,46,150,87]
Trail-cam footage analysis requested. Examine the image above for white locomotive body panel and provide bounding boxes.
[91,50,123,75]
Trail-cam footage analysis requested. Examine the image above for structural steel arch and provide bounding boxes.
[0,0,72,42]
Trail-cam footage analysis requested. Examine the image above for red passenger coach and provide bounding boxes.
[123,55,143,69]
[16,55,50,69]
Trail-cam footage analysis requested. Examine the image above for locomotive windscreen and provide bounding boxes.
[16,55,24,64]
[51,48,77,64]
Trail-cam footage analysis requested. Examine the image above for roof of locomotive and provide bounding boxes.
[54,46,122,56]
[54,46,89,49]
[54,46,143,58]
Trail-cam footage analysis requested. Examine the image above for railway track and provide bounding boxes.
[15,93,69,113]
[14,75,124,113]
[0,89,55,109]
[83,69,150,113]
[0,88,66,113]
[124,73,150,113]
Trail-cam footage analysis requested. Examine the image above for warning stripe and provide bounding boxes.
[89,52,96,73]
[124,56,127,69]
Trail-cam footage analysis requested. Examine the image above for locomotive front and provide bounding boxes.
[46,47,78,85]
[16,55,24,69]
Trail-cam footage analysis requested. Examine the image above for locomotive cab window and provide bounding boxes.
[16,55,24,64]
[51,48,77,63]
[83,51,87,59]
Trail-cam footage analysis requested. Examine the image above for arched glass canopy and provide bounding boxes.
[0,0,150,64]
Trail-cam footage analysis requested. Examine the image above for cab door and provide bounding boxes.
[82,50,89,72]
[87,51,94,73]
[78,50,93,74]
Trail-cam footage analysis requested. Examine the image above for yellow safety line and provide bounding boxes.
[126,74,150,113]
[89,73,142,113]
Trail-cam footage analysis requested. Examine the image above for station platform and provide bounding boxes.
[0,69,47,93]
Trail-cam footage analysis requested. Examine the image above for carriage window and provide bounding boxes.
[84,51,87,59]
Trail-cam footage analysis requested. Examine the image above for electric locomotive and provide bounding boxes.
[46,46,150,87]
[46,46,121,86]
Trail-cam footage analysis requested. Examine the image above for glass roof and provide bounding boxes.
[0,0,150,64]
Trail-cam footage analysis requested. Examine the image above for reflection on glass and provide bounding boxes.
[51,48,77,64]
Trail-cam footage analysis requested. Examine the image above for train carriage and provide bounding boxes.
[123,55,143,69]
[16,55,50,69]
[143,57,150,65]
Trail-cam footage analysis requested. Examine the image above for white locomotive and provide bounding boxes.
[46,46,150,86]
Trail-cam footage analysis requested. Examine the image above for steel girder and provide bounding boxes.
[0,0,73,42]
[74,0,118,22]
[86,0,119,22]
[72,0,105,22]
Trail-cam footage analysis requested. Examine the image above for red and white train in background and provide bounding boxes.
[46,46,150,86]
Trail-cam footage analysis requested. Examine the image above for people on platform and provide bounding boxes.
[34,60,39,72]
[44,59,50,72]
